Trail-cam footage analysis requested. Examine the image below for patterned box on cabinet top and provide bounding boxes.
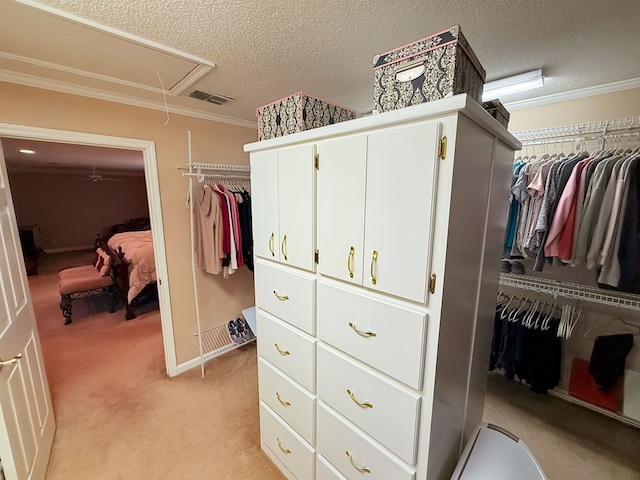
[482,100,511,128]
[373,25,486,114]
[257,91,356,141]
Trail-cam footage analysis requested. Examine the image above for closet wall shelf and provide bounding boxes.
[514,116,640,141]
[184,128,254,377]
[549,388,640,429]
[193,323,256,363]
[499,273,640,311]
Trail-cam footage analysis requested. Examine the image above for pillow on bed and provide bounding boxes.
[93,248,111,277]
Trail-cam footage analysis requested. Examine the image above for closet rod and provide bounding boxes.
[514,116,640,141]
[519,132,640,148]
[182,172,251,179]
[499,273,640,311]
[178,162,251,173]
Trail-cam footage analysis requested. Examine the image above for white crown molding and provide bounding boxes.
[0,51,171,95]
[0,70,257,129]
[505,77,640,110]
[168,64,213,96]
[14,0,215,68]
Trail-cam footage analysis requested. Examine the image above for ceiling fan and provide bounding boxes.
[84,166,120,182]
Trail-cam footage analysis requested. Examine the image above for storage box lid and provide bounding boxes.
[373,25,486,81]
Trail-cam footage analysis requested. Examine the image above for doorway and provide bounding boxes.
[0,122,176,375]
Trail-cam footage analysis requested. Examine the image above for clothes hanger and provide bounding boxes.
[583,316,640,338]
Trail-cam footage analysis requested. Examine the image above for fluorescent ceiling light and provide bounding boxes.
[19,149,36,154]
[482,69,544,101]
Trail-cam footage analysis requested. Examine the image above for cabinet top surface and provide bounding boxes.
[244,94,521,152]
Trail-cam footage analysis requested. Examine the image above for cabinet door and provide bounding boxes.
[251,150,280,261]
[278,144,316,271]
[363,122,440,303]
[317,135,367,284]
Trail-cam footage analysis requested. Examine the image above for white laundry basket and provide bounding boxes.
[451,423,547,479]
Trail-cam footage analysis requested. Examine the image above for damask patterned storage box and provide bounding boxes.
[482,100,510,128]
[257,91,356,141]
[373,25,486,114]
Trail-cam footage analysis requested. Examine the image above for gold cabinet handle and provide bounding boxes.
[348,322,376,337]
[277,438,292,455]
[273,290,289,301]
[347,246,355,278]
[281,234,288,261]
[370,250,378,285]
[0,353,22,372]
[268,232,275,257]
[346,451,371,474]
[275,392,291,407]
[274,343,290,356]
[347,389,373,409]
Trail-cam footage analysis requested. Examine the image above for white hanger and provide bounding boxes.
[583,316,640,339]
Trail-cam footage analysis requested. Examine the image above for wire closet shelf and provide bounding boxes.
[499,273,640,311]
[182,131,254,377]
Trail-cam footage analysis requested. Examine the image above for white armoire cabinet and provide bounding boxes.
[246,95,520,480]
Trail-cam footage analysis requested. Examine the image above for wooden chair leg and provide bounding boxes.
[60,294,72,325]
[107,285,116,313]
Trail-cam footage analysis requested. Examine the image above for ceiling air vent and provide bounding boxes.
[189,90,234,105]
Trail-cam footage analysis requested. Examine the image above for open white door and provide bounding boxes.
[0,143,55,479]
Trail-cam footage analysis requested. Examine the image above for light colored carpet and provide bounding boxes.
[32,251,284,480]
[483,374,640,479]
[30,252,640,479]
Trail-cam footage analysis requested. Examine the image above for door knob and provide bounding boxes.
[0,353,22,372]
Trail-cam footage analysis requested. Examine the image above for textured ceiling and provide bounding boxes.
[1,0,640,126]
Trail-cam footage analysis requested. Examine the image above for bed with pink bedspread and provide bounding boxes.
[96,225,157,320]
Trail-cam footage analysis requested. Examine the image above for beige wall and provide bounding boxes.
[0,81,257,366]
[8,171,148,250]
[508,87,640,132]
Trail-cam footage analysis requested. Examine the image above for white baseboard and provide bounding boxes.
[44,245,94,254]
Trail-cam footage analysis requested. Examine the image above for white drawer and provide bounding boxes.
[317,455,348,480]
[317,344,421,465]
[317,403,415,480]
[260,402,315,480]
[317,280,427,389]
[258,357,316,445]
[258,310,316,392]
[255,259,316,335]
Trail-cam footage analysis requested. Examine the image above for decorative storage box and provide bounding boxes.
[373,25,486,114]
[257,91,356,141]
[482,100,510,128]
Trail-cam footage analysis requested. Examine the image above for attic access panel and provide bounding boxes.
[0,1,213,96]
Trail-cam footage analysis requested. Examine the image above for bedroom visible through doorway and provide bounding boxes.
[0,123,176,375]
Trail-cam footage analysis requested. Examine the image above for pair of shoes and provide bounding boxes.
[501,259,526,275]
[228,318,255,344]
[227,320,243,343]
[236,317,255,343]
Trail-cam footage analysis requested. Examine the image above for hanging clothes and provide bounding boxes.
[490,299,562,395]
[192,181,253,277]
[504,147,640,294]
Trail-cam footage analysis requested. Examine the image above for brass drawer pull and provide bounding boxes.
[277,438,292,455]
[274,343,290,356]
[268,232,275,257]
[347,246,355,278]
[347,389,373,408]
[346,451,371,474]
[276,392,291,407]
[348,322,376,337]
[273,290,289,301]
[370,250,378,285]
[281,234,288,261]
